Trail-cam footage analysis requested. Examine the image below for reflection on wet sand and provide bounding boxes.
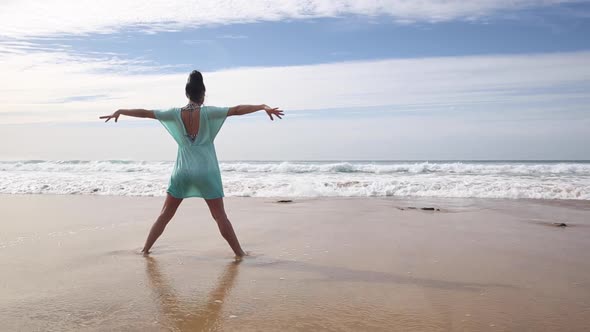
[145,257,240,331]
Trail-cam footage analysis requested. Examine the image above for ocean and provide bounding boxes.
[0,160,588,200]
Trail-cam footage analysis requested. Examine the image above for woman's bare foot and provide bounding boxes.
[234,250,250,260]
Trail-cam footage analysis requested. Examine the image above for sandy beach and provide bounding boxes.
[1,194,589,331]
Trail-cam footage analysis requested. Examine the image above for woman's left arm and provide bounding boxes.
[228,104,284,121]
[99,109,156,122]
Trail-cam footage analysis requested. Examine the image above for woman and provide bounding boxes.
[99,70,283,257]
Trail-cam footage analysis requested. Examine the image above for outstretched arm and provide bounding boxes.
[228,104,284,121]
[99,109,156,123]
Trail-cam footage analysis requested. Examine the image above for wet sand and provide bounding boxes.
[1,195,589,331]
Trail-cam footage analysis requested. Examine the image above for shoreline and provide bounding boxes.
[3,192,590,204]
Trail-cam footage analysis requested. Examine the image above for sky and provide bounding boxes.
[0,0,589,161]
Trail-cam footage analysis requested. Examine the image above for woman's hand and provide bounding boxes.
[263,105,284,121]
[99,110,121,123]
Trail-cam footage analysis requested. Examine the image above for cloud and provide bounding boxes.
[181,39,214,45]
[0,0,585,39]
[217,34,248,39]
[3,102,589,160]
[1,42,589,126]
[56,94,116,103]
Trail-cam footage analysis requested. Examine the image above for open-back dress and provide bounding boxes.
[154,106,229,199]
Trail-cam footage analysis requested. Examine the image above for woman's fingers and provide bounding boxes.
[272,109,283,118]
[265,107,284,121]
[99,113,119,123]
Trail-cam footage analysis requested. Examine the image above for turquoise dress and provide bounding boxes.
[154,106,229,199]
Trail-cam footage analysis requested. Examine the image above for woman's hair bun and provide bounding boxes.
[186,70,206,103]
[188,70,203,84]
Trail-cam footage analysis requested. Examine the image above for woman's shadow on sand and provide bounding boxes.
[144,253,515,330]
[246,258,515,292]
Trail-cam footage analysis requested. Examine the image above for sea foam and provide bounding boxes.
[1,160,588,200]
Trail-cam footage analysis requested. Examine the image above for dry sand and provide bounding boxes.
[1,194,589,331]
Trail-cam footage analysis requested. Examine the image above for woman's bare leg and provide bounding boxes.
[142,193,183,254]
[205,197,246,257]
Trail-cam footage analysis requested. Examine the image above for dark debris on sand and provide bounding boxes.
[397,207,441,211]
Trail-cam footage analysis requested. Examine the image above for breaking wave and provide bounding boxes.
[1,160,589,200]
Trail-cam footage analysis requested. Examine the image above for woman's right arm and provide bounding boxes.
[228,104,283,120]
[99,109,156,122]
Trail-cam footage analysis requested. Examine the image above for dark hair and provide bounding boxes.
[185,70,206,103]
